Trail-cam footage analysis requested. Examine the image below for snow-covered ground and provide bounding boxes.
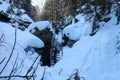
[1,0,120,80]
[45,12,120,80]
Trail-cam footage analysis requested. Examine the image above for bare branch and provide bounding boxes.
[0,28,17,74]
[16,55,27,75]
[0,75,33,78]
[25,56,39,77]
[41,67,46,80]
[0,57,6,64]
[8,53,19,80]
[0,33,8,50]
[0,33,5,43]
[58,68,63,76]
[32,61,39,77]
[67,68,85,80]
[31,63,39,80]
[0,28,40,80]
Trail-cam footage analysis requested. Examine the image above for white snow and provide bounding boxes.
[20,14,34,22]
[45,12,120,80]
[0,22,45,80]
[1,1,120,80]
[27,21,53,33]
[63,14,92,40]
[0,22,44,49]
[0,1,10,12]
[0,2,46,79]
[0,0,34,24]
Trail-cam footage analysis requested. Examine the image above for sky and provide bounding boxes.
[31,0,45,11]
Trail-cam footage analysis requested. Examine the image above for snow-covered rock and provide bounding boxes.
[0,0,34,30]
[0,1,10,12]
[27,21,53,33]
[0,22,44,49]
[0,21,45,80]
[63,14,92,40]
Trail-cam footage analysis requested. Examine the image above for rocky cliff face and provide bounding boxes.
[33,28,53,66]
